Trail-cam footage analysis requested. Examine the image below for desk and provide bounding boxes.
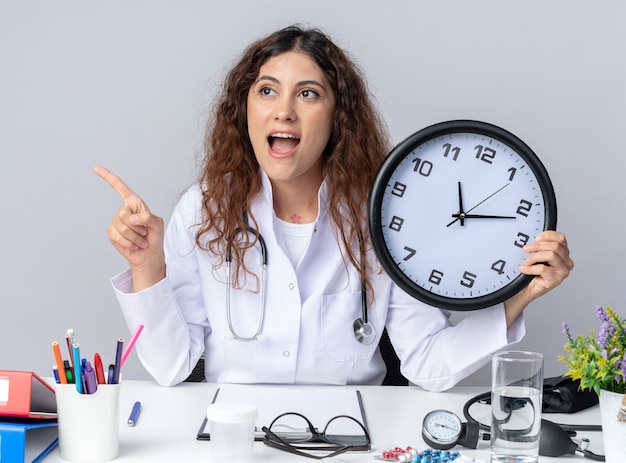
[45,380,603,462]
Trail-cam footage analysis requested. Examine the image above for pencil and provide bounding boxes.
[51,341,68,384]
[120,324,144,368]
[73,343,83,394]
[111,337,124,384]
[64,333,74,368]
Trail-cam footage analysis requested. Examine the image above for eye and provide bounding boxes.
[300,88,320,99]
[258,86,277,96]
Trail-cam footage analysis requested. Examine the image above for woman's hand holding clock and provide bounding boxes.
[504,230,574,325]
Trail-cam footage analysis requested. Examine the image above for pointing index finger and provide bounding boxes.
[93,165,138,202]
[93,165,150,215]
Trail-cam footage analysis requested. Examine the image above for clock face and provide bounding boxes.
[368,120,557,311]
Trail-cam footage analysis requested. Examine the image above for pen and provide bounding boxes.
[51,341,68,384]
[94,353,106,384]
[65,331,74,368]
[127,401,141,427]
[108,364,115,384]
[52,365,60,384]
[66,328,75,345]
[73,343,83,394]
[111,337,124,384]
[120,324,144,368]
[83,361,97,394]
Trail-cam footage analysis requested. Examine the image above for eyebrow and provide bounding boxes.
[255,75,328,90]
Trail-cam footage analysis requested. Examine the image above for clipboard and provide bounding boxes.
[197,385,369,447]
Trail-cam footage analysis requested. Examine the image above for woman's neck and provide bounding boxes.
[271,178,321,224]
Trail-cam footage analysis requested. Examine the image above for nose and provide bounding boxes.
[274,96,296,121]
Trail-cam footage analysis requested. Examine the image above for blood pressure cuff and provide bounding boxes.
[542,375,598,414]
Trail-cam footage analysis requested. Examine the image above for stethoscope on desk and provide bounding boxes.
[225,214,377,344]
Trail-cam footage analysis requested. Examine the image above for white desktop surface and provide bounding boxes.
[45,380,603,462]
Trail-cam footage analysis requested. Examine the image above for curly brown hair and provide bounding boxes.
[197,25,390,289]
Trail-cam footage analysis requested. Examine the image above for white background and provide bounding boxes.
[1,0,624,386]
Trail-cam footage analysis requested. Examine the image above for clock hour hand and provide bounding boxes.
[451,213,516,220]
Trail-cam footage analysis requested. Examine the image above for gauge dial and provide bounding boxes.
[422,409,463,450]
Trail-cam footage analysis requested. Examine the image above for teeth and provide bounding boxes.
[270,133,297,139]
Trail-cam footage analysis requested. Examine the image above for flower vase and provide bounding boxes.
[599,389,626,462]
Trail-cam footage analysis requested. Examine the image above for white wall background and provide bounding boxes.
[1,0,624,386]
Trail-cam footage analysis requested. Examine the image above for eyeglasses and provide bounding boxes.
[261,412,371,460]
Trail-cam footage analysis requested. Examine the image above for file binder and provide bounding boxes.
[0,419,58,463]
[0,371,57,419]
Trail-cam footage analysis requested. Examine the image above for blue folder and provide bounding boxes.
[0,420,58,463]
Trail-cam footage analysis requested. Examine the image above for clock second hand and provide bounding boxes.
[447,183,511,227]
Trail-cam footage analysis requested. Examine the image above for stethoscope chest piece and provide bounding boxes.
[353,318,376,345]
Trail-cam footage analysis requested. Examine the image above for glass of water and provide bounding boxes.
[490,351,543,463]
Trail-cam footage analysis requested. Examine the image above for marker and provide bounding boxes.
[83,362,97,394]
[73,343,83,394]
[94,353,106,384]
[52,365,60,384]
[51,341,68,384]
[127,401,141,427]
[111,337,124,384]
[120,324,144,368]
[64,360,74,384]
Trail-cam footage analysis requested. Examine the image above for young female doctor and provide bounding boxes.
[94,26,573,391]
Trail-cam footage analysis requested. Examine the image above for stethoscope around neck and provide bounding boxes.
[224,215,377,345]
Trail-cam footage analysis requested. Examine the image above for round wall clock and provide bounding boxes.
[368,120,557,311]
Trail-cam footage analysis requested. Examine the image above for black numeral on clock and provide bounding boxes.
[516,199,532,217]
[508,167,517,181]
[388,216,404,232]
[514,232,530,248]
[460,271,476,288]
[491,259,506,275]
[403,246,416,261]
[428,269,443,285]
[442,143,461,161]
[412,158,433,176]
[391,181,407,198]
[474,145,496,164]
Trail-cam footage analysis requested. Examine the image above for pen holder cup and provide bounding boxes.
[55,382,121,463]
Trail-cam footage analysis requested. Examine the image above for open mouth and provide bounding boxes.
[268,133,300,154]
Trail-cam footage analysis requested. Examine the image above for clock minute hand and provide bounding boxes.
[457,181,465,226]
[446,183,511,227]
